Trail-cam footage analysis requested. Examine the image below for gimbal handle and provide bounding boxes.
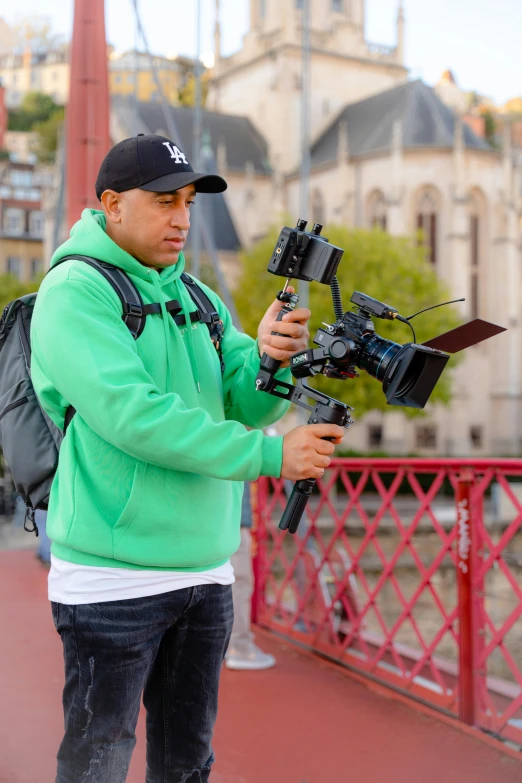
[256,290,300,391]
[278,396,351,534]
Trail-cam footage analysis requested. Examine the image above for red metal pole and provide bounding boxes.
[66,0,111,230]
[456,469,475,725]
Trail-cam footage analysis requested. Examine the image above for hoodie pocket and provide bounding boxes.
[112,461,148,546]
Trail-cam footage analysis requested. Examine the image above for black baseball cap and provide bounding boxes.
[95,134,227,200]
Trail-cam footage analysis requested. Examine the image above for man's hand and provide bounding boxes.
[281,424,345,481]
[257,287,311,368]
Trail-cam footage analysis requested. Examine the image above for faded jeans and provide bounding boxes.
[229,528,254,651]
[51,584,234,783]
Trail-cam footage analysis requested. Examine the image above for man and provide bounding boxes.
[31,134,344,783]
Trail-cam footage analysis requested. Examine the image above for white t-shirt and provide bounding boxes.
[49,555,235,605]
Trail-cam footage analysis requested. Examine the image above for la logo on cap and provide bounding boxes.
[162,142,188,165]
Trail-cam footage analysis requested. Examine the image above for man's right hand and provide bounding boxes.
[281,424,345,481]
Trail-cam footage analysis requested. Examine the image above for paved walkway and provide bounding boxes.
[1,548,521,783]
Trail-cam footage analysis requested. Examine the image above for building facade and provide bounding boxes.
[0,159,44,281]
[108,50,195,105]
[0,48,69,108]
[204,0,522,456]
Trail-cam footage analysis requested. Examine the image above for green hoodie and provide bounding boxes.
[31,209,290,571]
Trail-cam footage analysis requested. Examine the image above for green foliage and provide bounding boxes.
[33,107,64,163]
[481,109,497,146]
[234,225,462,417]
[177,72,209,108]
[8,91,61,132]
[0,275,42,312]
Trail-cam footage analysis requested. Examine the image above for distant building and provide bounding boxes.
[0,158,44,281]
[0,44,199,110]
[0,47,69,108]
[109,50,196,105]
[209,0,407,174]
[199,0,522,456]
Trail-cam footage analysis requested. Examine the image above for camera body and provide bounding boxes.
[291,302,450,409]
[267,219,344,285]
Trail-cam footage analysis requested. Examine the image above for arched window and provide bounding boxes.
[367,190,387,231]
[469,190,486,319]
[311,188,326,226]
[415,189,439,265]
[260,0,267,18]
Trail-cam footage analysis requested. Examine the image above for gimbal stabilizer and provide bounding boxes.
[255,219,506,535]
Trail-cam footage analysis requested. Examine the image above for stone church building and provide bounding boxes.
[113,0,522,456]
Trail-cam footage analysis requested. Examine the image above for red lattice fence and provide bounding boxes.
[252,459,522,745]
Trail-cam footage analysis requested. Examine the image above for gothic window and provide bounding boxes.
[368,424,383,449]
[259,0,267,18]
[415,189,439,265]
[470,425,483,449]
[332,0,343,10]
[312,189,326,225]
[469,190,485,320]
[295,0,304,9]
[367,190,387,231]
[415,424,437,450]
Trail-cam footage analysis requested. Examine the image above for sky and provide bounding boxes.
[4,0,522,105]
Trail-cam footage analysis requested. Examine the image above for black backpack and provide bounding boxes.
[0,255,224,535]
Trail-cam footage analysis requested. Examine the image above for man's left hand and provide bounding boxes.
[257,287,311,368]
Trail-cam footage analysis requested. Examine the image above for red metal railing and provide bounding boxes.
[252,459,522,746]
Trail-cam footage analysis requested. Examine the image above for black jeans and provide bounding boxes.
[51,584,234,783]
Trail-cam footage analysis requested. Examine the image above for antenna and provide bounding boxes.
[406,298,465,321]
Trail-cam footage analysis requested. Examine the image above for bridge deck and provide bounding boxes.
[1,548,521,783]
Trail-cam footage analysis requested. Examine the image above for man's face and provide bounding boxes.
[101,185,196,269]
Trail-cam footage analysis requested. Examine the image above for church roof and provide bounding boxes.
[113,97,272,176]
[310,80,492,168]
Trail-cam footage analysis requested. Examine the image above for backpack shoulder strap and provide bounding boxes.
[180,273,217,316]
[53,255,148,339]
[180,273,225,373]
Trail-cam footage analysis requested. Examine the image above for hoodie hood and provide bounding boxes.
[51,208,185,286]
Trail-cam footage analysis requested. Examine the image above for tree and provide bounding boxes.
[178,72,209,108]
[234,226,462,417]
[33,107,65,163]
[11,15,64,53]
[480,108,497,147]
[8,91,59,132]
[0,275,41,312]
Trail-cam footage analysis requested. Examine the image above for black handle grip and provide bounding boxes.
[259,307,291,375]
[279,478,315,534]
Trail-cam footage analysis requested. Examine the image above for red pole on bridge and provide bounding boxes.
[456,469,476,725]
[66,0,111,230]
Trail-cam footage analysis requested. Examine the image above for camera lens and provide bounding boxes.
[358,334,402,382]
[384,349,426,397]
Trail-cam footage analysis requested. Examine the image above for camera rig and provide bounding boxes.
[256,219,507,534]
